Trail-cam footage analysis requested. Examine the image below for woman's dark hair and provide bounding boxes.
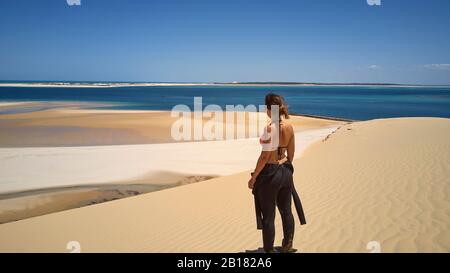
[265,93,290,119]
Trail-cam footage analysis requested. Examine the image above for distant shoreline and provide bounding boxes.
[0,81,449,88]
[0,100,356,122]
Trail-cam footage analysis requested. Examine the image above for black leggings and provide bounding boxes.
[254,163,295,252]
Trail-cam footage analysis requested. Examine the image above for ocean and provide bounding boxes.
[1,85,449,120]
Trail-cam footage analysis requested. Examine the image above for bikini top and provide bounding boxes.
[277,145,288,161]
[259,121,288,160]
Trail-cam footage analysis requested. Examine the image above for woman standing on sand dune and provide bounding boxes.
[248,93,306,253]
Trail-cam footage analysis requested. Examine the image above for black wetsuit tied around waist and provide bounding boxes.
[252,161,306,251]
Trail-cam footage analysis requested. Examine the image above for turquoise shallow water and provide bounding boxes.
[0,84,449,120]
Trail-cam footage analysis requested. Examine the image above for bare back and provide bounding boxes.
[267,122,295,164]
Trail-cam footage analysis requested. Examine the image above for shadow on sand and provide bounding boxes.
[242,246,299,253]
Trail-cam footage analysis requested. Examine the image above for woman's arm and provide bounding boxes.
[287,125,295,162]
[248,123,276,189]
[248,151,271,189]
[253,151,271,178]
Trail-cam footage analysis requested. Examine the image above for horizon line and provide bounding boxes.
[1,80,450,87]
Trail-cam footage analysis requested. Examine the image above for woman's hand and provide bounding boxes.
[248,175,257,189]
[250,151,271,190]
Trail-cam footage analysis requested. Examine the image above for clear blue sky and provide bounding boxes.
[0,0,449,84]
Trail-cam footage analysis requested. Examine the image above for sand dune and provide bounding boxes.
[293,118,450,252]
[0,117,448,252]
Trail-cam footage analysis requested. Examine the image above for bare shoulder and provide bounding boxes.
[282,122,294,131]
[282,122,295,140]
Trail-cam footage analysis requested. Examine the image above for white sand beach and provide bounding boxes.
[0,83,214,88]
[0,127,339,194]
[0,102,34,107]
